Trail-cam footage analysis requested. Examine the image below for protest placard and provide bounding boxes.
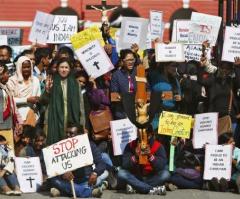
[0,130,14,149]
[189,12,222,46]
[15,157,43,193]
[29,11,54,45]
[150,10,163,40]
[222,26,240,62]
[0,28,21,45]
[75,40,114,78]
[193,112,218,149]
[158,111,192,139]
[184,43,202,61]
[119,17,149,50]
[0,35,8,45]
[70,26,104,50]
[110,118,137,156]
[171,20,191,43]
[42,134,93,178]
[155,43,185,62]
[47,15,78,44]
[204,145,232,180]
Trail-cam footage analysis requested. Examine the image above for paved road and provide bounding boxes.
[1,190,240,199]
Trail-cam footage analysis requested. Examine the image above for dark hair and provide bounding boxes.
[218,132,233,145]
[119,49,134,60]
[22,125,36,140]
[0,62,8,74]
[220,61,234,69]
[47,58,58,75]
[67,122,83,134]
[0,45,12,57]
[57,58,73,69]
[21,49,34,56]
[75,70,88,79]
[0,135,7,142]
[58,46,74,59]
[34,129,46,140]
[34,48,50,65]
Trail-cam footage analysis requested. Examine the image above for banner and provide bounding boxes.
[171,20,191,43]
[150,10,163,40]
[189,12,222,46]
[47,15,78,44]
[75,40,114,78]
[158,111,192,139]
[15,157,43,193]
[0,28,21,45]
[222,26,240,62]
[110,118,137,156]
[29,11,54,44]
[204,145,232,180]
[155,43,185,62]
[70,26,104,50]
[42,134,93,178]
[193,112,218,149]
[119,17,149,50]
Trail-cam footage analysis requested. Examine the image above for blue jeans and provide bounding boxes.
[50,176,92,198]
[170,173,203,189]
[118,168,170,194]
[95,170,109,187]
[0,172,19,188]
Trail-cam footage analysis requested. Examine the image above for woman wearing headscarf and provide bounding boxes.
[41,58,84,145]
[7,56,41,127]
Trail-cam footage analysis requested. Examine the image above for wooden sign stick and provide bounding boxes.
[70,180,77,199]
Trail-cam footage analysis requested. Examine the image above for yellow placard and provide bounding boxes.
[158,111,192,138]
[70,26,105,50]
[0,129,14,150]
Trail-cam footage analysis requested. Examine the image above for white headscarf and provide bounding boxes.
[15,56,33,83]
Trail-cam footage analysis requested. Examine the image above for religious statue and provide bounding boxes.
[91,5,118,23]
[136,99,149,124]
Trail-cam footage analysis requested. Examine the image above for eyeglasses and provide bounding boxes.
[123,58,136,63]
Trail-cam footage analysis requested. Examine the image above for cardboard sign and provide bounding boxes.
[204,145,232,180]
[42,134,93,178]
[15,157,43,193]
[155,43,185,62]
[189,12,222,46]
[119,17,149,50]
[0,130,14,150]
[150,10,163,40]
[110,118,137,156]
[171,20,191,43]
[184,43,202,61]
[0,28,21,45]
[70,26,104,50]
[193,113,218,149]
[29,11,54,44]
[75,40,114,78]
[222,26,240,62]
[47,15,78,44]
[0,35,8,45]
[158,111,192,139]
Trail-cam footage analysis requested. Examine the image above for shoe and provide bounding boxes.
[219,178,228,192]
[13,190,22,196]
[50,188,61,197]
[3,191,14,196]
[209,178,220,191]
[126,184,136,194]
[92,187,103,198]
[101,181,108,190]
[166,183,178,191]
[157,185,167,195]
[148,187,159,195]
[236,176,240,194]
[107,170,118,189]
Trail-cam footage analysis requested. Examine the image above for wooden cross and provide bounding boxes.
[86,0,119,22]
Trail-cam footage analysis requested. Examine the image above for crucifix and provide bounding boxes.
[93,61,100,70]
[26,177,35,188]
[86,0,119,23]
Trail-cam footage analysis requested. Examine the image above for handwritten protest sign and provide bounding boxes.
[110,118,137,156]
[155,43,185,62]
[70,26,104,50]
[0,35,8,45]
[47,15,77,44]
[193,112,218,149]
[119,17,149,50]
[29,11,54,45]
[0,28,21,45]
[222,26,240,62]
[158,111,192,139]
[42,134,93,178]
[150,10,163,40]
[184,43,202,61]
[204,145,232,180]
[75,40,114,78]
[171,20,191,43]
[189,12,222,46]
[15,157,43,193]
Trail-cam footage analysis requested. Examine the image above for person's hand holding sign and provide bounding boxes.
[88,172,97,186]
[62,171,74,181]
